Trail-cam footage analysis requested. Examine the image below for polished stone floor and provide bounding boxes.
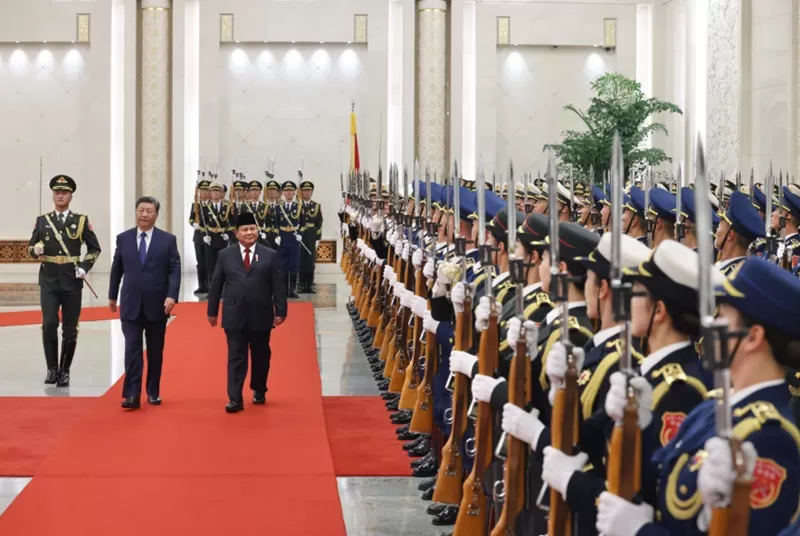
[0,268,438,535]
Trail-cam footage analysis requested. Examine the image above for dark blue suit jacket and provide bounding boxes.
[108,227,182,321]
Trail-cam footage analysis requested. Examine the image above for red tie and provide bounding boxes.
[244,247,251,272]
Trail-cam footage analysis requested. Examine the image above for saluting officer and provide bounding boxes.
[298,178,323,293]
[189,178,211,294]
[201,181,232,285]
[28,175,102,386]
[275,179,303,298]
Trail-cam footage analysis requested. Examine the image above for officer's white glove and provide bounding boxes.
[275,236,281,246]
[203,236,212,246]
[222,234,229,241]
[74,267,86,279]
[542,446,590,498]
[471,374,504,403]
[376,258,385,267]
[449,350,478,376]
[695,437,757,531]
[502,405,545,450]
[259,232,266,240]
[388,231,397,247]
[392,281,404,296]
[295,233,302,242]
[412,248,423,269]
[506,318,539,357]
[33,244,44,255]
[451,282,466,313]
[402,242,410,261]
[356,238,364,249]
[474,296,502,333]
[370,217,383,233]
[401,290,416,309]
[192,223,201,230]
[383,265,393,281]
[595,492,654,536]
[605,372,653,429]
[388,272,397,286]
[547,342,586,405]
[423,258,435,279]
[341,222,348,236]
[431,281,447,298]
[423,312,439,334]
[412,296,428,318]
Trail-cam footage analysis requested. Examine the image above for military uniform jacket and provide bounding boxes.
[28,211,101,292]
[779,233,800,275]
[716,256,746,277]
[262,202,280,247]
[497,282,553,366]
[201,201,232,249]
[188,201,208,239]
[275,201,303,236]
[300,200,323,241]
[639,381,800,536]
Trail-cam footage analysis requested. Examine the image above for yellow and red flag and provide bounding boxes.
[350,105,360,172]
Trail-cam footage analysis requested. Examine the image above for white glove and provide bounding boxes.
[388,272,397,285]
[295,233,302,242]
[605,372,653,429]
[74,267,86,279]
[260,232,266,240]
[33,244,44,255]
[451,282,466,313]
[412,296,428,318]
[432,280,447,298]
[449,350,478,376]
[471,374,504,403]
[596,492,654,536]
[388,231,397,247]
[402,242,410,261]
[192,223,201,230]
[547,342,586,405]
[383,265,393,282]
[697,437,756,527]
[542,446,590,497]
[203,236,212,246]
[376,258,385,267]
[341,222,348,236]
[474,296,502,333]
[400,290,414,309]
[412,248,423,268]
[423,312,439,334]
[392,281,404,296]
[503,405,546,450]
[275,236,281,246]
[222,234,229,241]
[370,217,383,233]
[365,248,375,262]
[437,262,457,286]
[356,238,364,250]
[505,318,539,357]
[423,258,435,279]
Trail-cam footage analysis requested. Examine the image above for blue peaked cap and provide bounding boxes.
[625,186,646,216]
[677,186,720,225]
[783,186,800,220]
[649,188,677,222]
[752,186,767,213]
[722,191,766,242]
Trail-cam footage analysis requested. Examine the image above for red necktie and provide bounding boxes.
[244,247,251,272]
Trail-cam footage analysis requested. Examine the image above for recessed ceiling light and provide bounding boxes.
[347,41,351,44]
[236,40,240,43]
[291,40,296,44]
[43,40,47,44]
[320,41,324,44]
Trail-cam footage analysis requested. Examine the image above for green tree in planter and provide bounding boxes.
[543,73,682,184]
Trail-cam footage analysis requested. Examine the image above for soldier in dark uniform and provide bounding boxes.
[28,175,102,386]
[202,181,232,286]
[244,180,267,246]
[228,180,249,245]
[298,178,323,293]
[275,179,303,298]
[188,178,211,294]
[261,179,281,249]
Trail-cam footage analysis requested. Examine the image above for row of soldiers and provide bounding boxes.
[188,173,323,298]
[339,155,800,536]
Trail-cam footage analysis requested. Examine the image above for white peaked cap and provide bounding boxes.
[595,232,652,268]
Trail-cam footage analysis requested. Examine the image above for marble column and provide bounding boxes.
[140,0,172,229]
[706,0,744,179]
[415,0,448,180]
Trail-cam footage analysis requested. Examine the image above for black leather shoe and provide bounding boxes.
[56,370,70,387]
[385,399,399,411]
[382,392,399,401]
[377,380,390,391]
[403,436,425,450]
[365,348,380,357]
[147,396,161,405]
[431,505,458,526]
[412,459,438,477]
[396,424,410,434]
[411,451,435,468]
[418,477,436,491]
[252,392,266,404]
[121,396,140,410]
[391,409,412,424]
[225,399,244,413]
[427,503,447,515]
[397,431,419,441]
[374,372,386,380]
[421,486,435,501]
[367,356,380,365]
[44,369,58,384]
[440,532,454,536]
[408,439,430,457]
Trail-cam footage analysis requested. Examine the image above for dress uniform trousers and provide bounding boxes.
[278,231,300,275]
[39,265,83,371]
[193,229,209,291]
[299,232,317,291]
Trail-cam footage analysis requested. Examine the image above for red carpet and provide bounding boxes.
[323,396,411,477]
[0,397,96,476]
[0,302,347,536]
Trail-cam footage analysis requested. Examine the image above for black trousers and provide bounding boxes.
[225,327,272,401]
[121,307,167,399]
[40,286,82,370]
[193,233,208,291]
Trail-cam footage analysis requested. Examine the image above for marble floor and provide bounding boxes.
[0,268,440,535]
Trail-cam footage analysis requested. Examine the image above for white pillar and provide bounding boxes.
[140,0,172,229]
[416,0,448,179]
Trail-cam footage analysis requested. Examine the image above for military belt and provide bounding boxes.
[279,226,296,232]
[41,255,80,264]
[206,227,227,233]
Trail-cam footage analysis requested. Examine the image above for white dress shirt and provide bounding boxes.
[639,340,691,376]
[55,209,71,223]
[544,301,588,326]
[239,242,256,262]
[137,227,154,254]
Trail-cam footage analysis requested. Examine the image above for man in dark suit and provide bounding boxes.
[108,196,181,410]
[207,212,287,413]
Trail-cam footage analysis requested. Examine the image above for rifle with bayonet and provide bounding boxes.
[644,166,654,247]
[675,164,685,243]
[366,165,387,329]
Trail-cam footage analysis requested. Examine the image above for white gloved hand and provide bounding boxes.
[412,296,428,318]
[423,258,435,279]
[370,217,383,233]
[402,242,411,261]
[383,265,394,281]
[605,372,653,429]
[222,234,229,241]
[376,258,385,267]
[356,238,364,249]
[451,282,466,314]
[388,272,397,286]
[203,236,212,246]
[341,222,348,236]
[471,374,505,403]
[295,233,302,242]
[547,342,586,405]
[542,446,590,497]
[400,290,415,309]
[275,236,281,246]
[505,318,539,358]
[259,232,266,240]
[596,492,654,536]
[698,437,756,510]
[502,405,545,450]
[34,244,45,255]
[388,231,396,247]
[432,281,447,298]
[412,248,423,268]
[449,350,478,376]
[423,313,439,334]
[474,296,502,333]
[192,223,201,230]
[74,267,86,279]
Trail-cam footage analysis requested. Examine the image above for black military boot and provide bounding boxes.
[43,337,59,384]
[288,274,300,299]
[308,270,317,294]
[420,486,435,501]
[57,339,77,387]
[297,272,308,294]
[431,505,458,526]
[194,265,208,294]
[427,503,447,515]
[403,436,426,451]
[418,477,436,491]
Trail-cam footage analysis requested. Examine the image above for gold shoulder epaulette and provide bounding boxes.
[652,362,688,385]
[732,401,800,448]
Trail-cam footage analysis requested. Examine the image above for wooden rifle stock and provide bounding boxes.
[389,259,414,393]
[372,246,398,348]
[607,394,641,499]
[709,437,752,536]
[409,327,438,435]
[367,263,383,328]
[399,267,426,409]
[433,297,473,506]
[547,356,579,536]
[454,305,499,534]
[383,255,407,378]
[491,336,528,536]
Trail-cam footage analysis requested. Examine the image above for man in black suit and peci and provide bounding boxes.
[207,212,287,413]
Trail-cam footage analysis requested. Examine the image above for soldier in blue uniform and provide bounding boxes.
[623,186,649,245]
[715,189,765,276]
[188,178,211,294]
[595,257,800,536]
[677,186,720,253]
[647,187,677,248]
[275,179,303,298]
[779,186,800,275]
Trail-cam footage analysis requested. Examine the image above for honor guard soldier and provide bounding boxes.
[189,178,211,294]
[715,190,766,276]
[228,179,248,245]
[245,180,268,246]
[623,186,649,244]
[276,179,303,298]
[648,187,678,248]
[202,181,232,284]
[263,179,281,248]
[298,178,323,293]
[28,175,102,386]
[779,186,800,275]
[678,186,721,252]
